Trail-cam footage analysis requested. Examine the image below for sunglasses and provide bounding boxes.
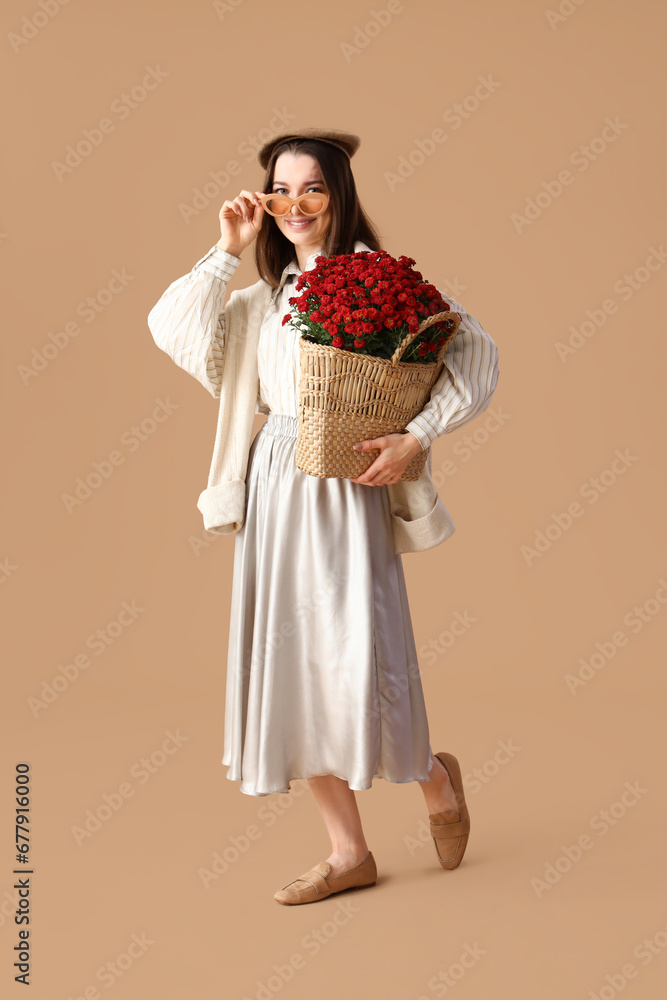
[258,192,330,217]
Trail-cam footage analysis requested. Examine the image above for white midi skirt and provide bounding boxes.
[221,411,434,796]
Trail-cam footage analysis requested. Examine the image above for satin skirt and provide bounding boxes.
[221,411,434,796]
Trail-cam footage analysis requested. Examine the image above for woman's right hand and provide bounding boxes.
[216,189,266,257]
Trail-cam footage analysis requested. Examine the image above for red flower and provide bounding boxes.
[284,249,457,364]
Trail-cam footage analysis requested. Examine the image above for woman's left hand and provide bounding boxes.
[348,432,424,486]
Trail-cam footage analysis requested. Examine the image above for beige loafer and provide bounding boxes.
[274,850,377,905]
[429,752,470,869]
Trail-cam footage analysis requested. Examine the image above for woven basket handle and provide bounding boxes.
[390,309,462,366]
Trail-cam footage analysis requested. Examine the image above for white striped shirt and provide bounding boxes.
[147,243,500,450]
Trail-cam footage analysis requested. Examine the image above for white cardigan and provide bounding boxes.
[148,243,500,554]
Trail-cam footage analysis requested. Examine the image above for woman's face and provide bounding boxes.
[269,151,332,255]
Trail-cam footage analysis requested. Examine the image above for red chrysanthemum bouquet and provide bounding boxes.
[284,250,462,482]
[283,249,458,361]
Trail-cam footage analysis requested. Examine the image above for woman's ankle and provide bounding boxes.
[419,757,459,813]
[327,840,369,862]
[325,847,370,874]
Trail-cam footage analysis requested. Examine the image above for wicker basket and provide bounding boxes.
[295,309,461,481]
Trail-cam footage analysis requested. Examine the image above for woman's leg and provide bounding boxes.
[307,751,460,877]
[307,775,370,877]
[418,750,460,814]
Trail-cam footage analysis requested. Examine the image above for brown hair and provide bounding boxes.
[253,138,383,290]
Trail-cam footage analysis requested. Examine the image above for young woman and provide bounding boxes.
[148,126,499,905]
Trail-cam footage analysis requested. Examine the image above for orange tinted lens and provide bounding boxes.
[265,196,291,215]
[299,195,325,215]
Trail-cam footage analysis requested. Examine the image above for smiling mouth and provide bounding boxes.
[285,219,314,228]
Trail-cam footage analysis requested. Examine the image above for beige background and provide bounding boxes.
[2,0,666,997]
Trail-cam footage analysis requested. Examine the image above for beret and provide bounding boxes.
[257,126,361,169]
